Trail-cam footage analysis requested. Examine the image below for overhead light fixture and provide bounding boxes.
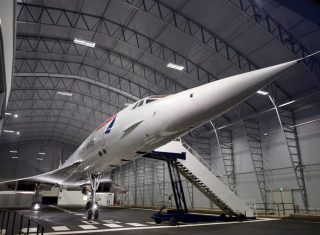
[57,91,73,97]
[278,100,295,107]
[166,62,184,71]
[257,90,269,96]
[37,157,43,161]
[16,191,35,195]
[3,130,15,133]
[14,114,18,118]
[11,156,19,159]
[38,152,46,155]
[16,131,20,135]
[74,38,96,48]
[5,112,12,116]
[10,150,18,153]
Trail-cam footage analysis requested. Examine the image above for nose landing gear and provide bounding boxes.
[86,174,102,220]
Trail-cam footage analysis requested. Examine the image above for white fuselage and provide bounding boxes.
[59,59,299,184]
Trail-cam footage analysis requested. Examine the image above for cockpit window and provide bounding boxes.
[146,99,156,104]
[132,102,139,110]
[138,100,144,107]
[132,95,169,110]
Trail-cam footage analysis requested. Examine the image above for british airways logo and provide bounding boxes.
[96,115,117,134]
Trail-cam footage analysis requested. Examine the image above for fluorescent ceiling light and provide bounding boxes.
[74,38,96,48]
[37,157,43,161]
[57,91,73,97]
[5,112,12,116]
[16,131,20,135]
[3,130,15,133]
[166,63,184,71]
[257,90,269,96]
[11,156,19,159]
[14,114,18,118]
[10,150,18,153]
[16,191,35,194]
[38,152,46,155]
[278,100,295,107]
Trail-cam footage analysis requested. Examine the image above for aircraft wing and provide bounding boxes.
[0,161,84,186]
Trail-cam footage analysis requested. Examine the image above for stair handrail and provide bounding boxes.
[177,139,237,192]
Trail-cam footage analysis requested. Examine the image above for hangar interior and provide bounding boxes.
[0,0,320,226]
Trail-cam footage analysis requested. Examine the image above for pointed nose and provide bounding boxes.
[165,60,298,132]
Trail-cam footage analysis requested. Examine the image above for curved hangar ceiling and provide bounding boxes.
[1,0,319,151]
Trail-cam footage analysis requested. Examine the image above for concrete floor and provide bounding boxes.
[8,206,320,235]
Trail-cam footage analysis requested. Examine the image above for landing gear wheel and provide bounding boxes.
[238,214,246,222]
[86,201,92,210]
[169,217,177,226]
[87,209,93,220]
[220,213,226,220]
[154,218,162,224]
[93,209,99,220]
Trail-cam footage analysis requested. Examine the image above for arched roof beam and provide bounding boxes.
[10,88,112,117]
[7,98,108,128]
[16,34,182,94]
[1,133,83,147]
[4,109,94,143]
[14,58,140,103]
[5,120,91,136]
[6,126,88,140]
[0,140,77,153]
[16,2,253,115]
[120,0,292,100]
[226,0,320,89]
[5,113,96,131]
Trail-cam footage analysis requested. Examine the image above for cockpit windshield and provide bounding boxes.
[131,95,169,110]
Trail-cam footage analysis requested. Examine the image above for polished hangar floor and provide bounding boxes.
[6,206,320,235]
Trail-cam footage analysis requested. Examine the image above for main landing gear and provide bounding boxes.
[86,174,102,220]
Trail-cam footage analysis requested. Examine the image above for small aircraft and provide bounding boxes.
[1,51,319,219]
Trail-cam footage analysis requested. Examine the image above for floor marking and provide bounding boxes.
[146,222,156,224]
[81,220,99,225]
[75,213,84,216]
[102,220,121,223]
[43,218,278,235]
[52,226,70,231]
[103,223,124,228]
[82,217,87,219]
[21,227,39,233]
[129,207,158,212]
[126,223,147,227]
[78,225,98,230]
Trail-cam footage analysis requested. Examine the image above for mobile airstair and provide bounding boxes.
[155,140,254,218]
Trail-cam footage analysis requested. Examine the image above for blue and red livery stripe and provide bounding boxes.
[96,114,117,134]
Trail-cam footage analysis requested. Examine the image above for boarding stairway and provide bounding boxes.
[156,140,254,218]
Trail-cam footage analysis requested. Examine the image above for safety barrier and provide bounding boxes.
[0,209,44,235]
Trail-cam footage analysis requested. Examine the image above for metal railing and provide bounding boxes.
[0,209,44,235]
[255,202,296,216]
[179,139,238,192]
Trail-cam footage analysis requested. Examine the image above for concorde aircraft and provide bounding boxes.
[1,51,319,220]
